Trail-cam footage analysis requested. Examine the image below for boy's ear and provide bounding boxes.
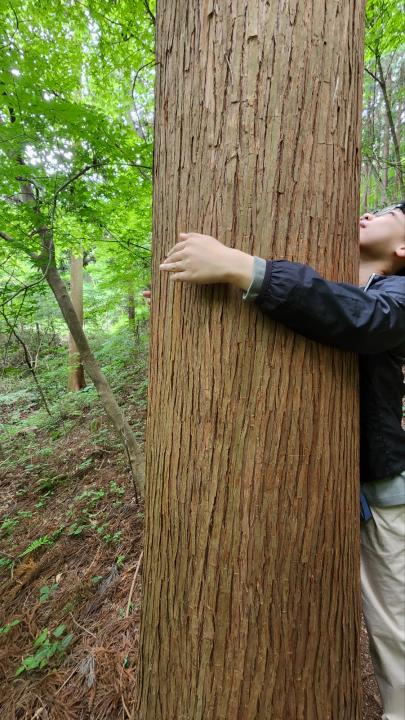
[394,244,405,260]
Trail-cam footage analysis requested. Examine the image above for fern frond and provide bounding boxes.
[19,527,65,557]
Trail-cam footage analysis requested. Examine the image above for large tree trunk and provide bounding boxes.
[67,251,86,392]
[137,1,365,718]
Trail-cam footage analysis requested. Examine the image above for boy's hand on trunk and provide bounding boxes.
[159,233,254,290]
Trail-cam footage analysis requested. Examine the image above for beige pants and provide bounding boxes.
[361,505,405,720]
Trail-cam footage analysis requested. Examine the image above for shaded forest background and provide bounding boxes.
[0,1,403,718]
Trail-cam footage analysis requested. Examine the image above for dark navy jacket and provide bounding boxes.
[255,260,405,484]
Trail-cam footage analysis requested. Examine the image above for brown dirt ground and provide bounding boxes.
[0,408,383,719]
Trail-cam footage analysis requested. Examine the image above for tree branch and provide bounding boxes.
[364,66,379,84]
[131,60,157,142]
[54,162,105,198]
[0,308,52,416]
[143,0,156,25]
[0,231,17,244]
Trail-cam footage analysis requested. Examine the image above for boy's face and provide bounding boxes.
[359,209,405,262]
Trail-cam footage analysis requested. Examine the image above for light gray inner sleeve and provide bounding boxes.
[363,472,405,507]
[243,256,267,302]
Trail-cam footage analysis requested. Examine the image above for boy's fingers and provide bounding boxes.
[170,271,189,282]
[161,262,184,273]
[166,240,187,259]
[161,250,184,265]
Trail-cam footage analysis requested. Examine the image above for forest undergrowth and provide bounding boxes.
[0,329,146,719]
[0,328,383,719]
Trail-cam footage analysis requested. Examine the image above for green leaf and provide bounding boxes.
[58,633,74,650]
[33,629,48,647]
[53,625,66,638]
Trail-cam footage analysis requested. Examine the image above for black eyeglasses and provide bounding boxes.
[372,202,405,217]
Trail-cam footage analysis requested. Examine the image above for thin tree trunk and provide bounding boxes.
[396,61,403,198]
[128,276,136,324]
[376,54,404,196]
[362,163,369,212]
[0,441,5,462]
[369,160,389,204]
[15,178,143,495]
[67,251,86,392]
[382,68,391,191]
[45,264,144,497]
[136,1,364,718]
[1,310,52,416]
[2,133,144,496]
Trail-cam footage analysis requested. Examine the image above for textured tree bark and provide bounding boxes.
[137,1,365,718]
[67,251,86,392]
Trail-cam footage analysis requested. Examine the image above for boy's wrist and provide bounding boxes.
[226,248,255,290]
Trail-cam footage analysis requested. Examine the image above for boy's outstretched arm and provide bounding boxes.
[159,233,405,355]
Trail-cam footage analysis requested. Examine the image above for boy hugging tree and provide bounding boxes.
[146,200,405,720]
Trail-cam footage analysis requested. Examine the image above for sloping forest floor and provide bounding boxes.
[0,329,383,719]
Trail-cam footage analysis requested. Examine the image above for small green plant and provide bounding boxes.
[15,625,74,676]
[36,474,66,495]
[0,619,20,634]
[109,480,125,497]
[74,489,105,507]
[51,420,75,440]
[20,526,65,557]
[116,555,125,568]
[92,575,103,583]
[68,522,88,536]
[112,531,123,543]
[0,557,15,571]
[79,458,93,470]
[17,510,32,519]
[96,522,110,535]
[39,583,58,602]
[0,517,19,537]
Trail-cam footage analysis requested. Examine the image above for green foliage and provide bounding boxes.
[364,0,405,60]
[39,583,58,603]
[0,557,15,571]
[19,526,65,557]
[15,625,74,676]
[0,517,19,538]
[36,474,67,495]
[0,619,20,634]
[361,0,404,211]
[0,0,153,377]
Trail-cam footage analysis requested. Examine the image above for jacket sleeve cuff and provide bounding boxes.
[255,259,274,305]
[242,256,267,302]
